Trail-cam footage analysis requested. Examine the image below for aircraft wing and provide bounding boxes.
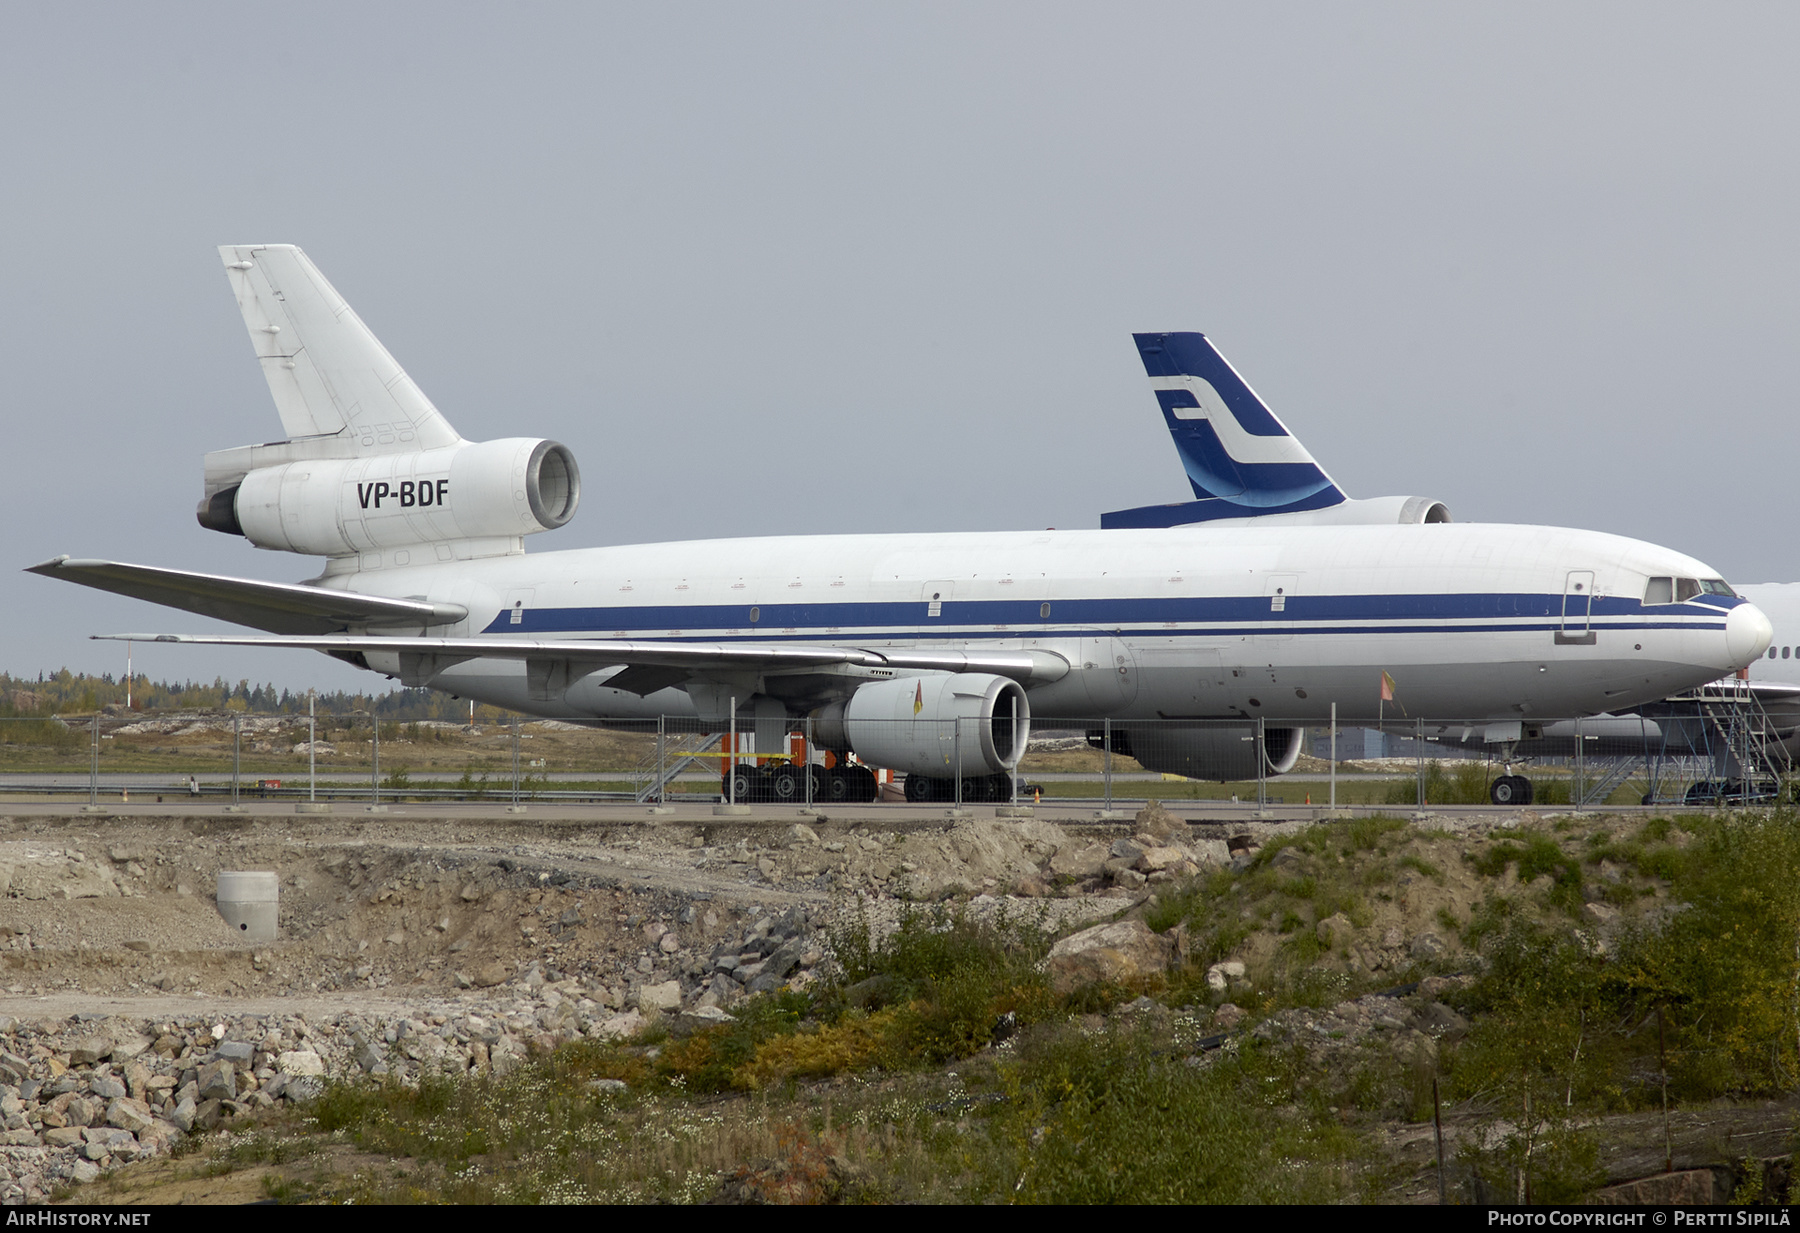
[89,632,1071,694]
[28,558,468,635]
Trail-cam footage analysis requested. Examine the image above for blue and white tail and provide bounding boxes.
[1101,332,1347,529]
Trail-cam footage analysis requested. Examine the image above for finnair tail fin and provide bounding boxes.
[1101,332,1346,529]
[219,245,462,452]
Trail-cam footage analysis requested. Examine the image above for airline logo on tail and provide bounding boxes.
[1102,332,1346,528]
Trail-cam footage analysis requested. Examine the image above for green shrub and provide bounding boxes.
[999,1028,1358,1204]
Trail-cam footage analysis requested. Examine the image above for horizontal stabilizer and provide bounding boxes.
[88,632,1071,693]
[1101,500,1228,530]
[27,558,467,635]
[1105,332,1346,526]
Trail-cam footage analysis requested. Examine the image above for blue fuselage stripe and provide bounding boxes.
[481,593,1732,637]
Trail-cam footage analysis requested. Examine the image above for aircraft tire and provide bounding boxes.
[903,774,936,802]
[1490,775,1522,805]
[824,769,851,802]
[727,765,759,803]
[853,767,879,802]
[770,765,802,803]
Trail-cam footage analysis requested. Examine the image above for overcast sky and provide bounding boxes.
[4,2,1796,693]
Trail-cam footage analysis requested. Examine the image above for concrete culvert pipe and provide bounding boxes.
[216,871,279,943]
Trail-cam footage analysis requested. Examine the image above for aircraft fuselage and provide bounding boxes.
[321,521,1767,725]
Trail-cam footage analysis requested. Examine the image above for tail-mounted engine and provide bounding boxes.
[198,437,579,557]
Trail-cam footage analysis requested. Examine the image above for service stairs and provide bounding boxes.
[1693,679,1794,781]
[1575,757,1639,809]
[633,732,722,803]
[1639,680,1795,802]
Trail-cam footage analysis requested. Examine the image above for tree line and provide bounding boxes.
[0,669,506,722]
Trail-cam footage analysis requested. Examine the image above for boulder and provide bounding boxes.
[637,981,682,1014]
[1315,913,1355,950]
[1048,842,1108,880]
[1133,801,1183,843]
[197,1060,237,1102]
[1136,846,1189,873]
[594,1010,645,1041]
[1205,960,1246,992]
[104,1098,154,1136]
[1415,1002,1470,1041]
[67,1037,111,1067]
[276,1050,325,1077]
[1045,920,1174,995]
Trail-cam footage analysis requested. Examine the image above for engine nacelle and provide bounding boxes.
[815,674,1030,778]
[1095,723,1305,781]
[1203,495,1450,528]
[199,438,579,557]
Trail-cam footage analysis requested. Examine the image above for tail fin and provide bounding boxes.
[1101,332,1345,529]
[220,245,461,451]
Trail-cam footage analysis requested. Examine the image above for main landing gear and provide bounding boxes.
[723,762,878,804]
[900,773,1014,803]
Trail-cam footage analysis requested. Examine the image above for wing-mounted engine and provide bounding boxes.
[1094,723,1305,781]
[194,244,580,561]
[814,673,1030,778]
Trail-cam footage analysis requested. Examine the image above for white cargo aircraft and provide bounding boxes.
[25,247,1773,801]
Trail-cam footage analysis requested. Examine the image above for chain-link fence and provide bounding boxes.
[0,700,1789,810]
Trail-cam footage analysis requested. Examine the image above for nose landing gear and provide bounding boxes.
[1489,773,1534,805]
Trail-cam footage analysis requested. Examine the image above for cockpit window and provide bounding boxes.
[1701,579,1736,597]
[1644,577,1673,605]
[1676,578,1702,603]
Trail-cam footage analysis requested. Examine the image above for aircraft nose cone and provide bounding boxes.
[1726,602,1774,667]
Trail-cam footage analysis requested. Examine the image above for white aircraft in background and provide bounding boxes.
[25,247,1772,803]
[1126,331,1799,800]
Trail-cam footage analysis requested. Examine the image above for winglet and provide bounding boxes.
[1102,332,1345,528]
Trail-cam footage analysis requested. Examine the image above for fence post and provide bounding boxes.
[1329,702,1337,813]
[803,715,813,810]
[233,713,241,807]
[511,715,522,808]
[1103,717,1113,814]
[308,691,317,804]
[371,714,380,807]
[656,714,666,807]
[728,697,737,806]
[1256,716,1267,810]
[1411,712,1425,806]
[89,714,98,806]
[1574,716,1585,813]
[1416,718,1425,809]
[1010,710,1020,807]
[950,716,964,813]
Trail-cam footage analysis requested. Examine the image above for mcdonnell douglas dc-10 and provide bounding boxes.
[26,246,1773,801]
